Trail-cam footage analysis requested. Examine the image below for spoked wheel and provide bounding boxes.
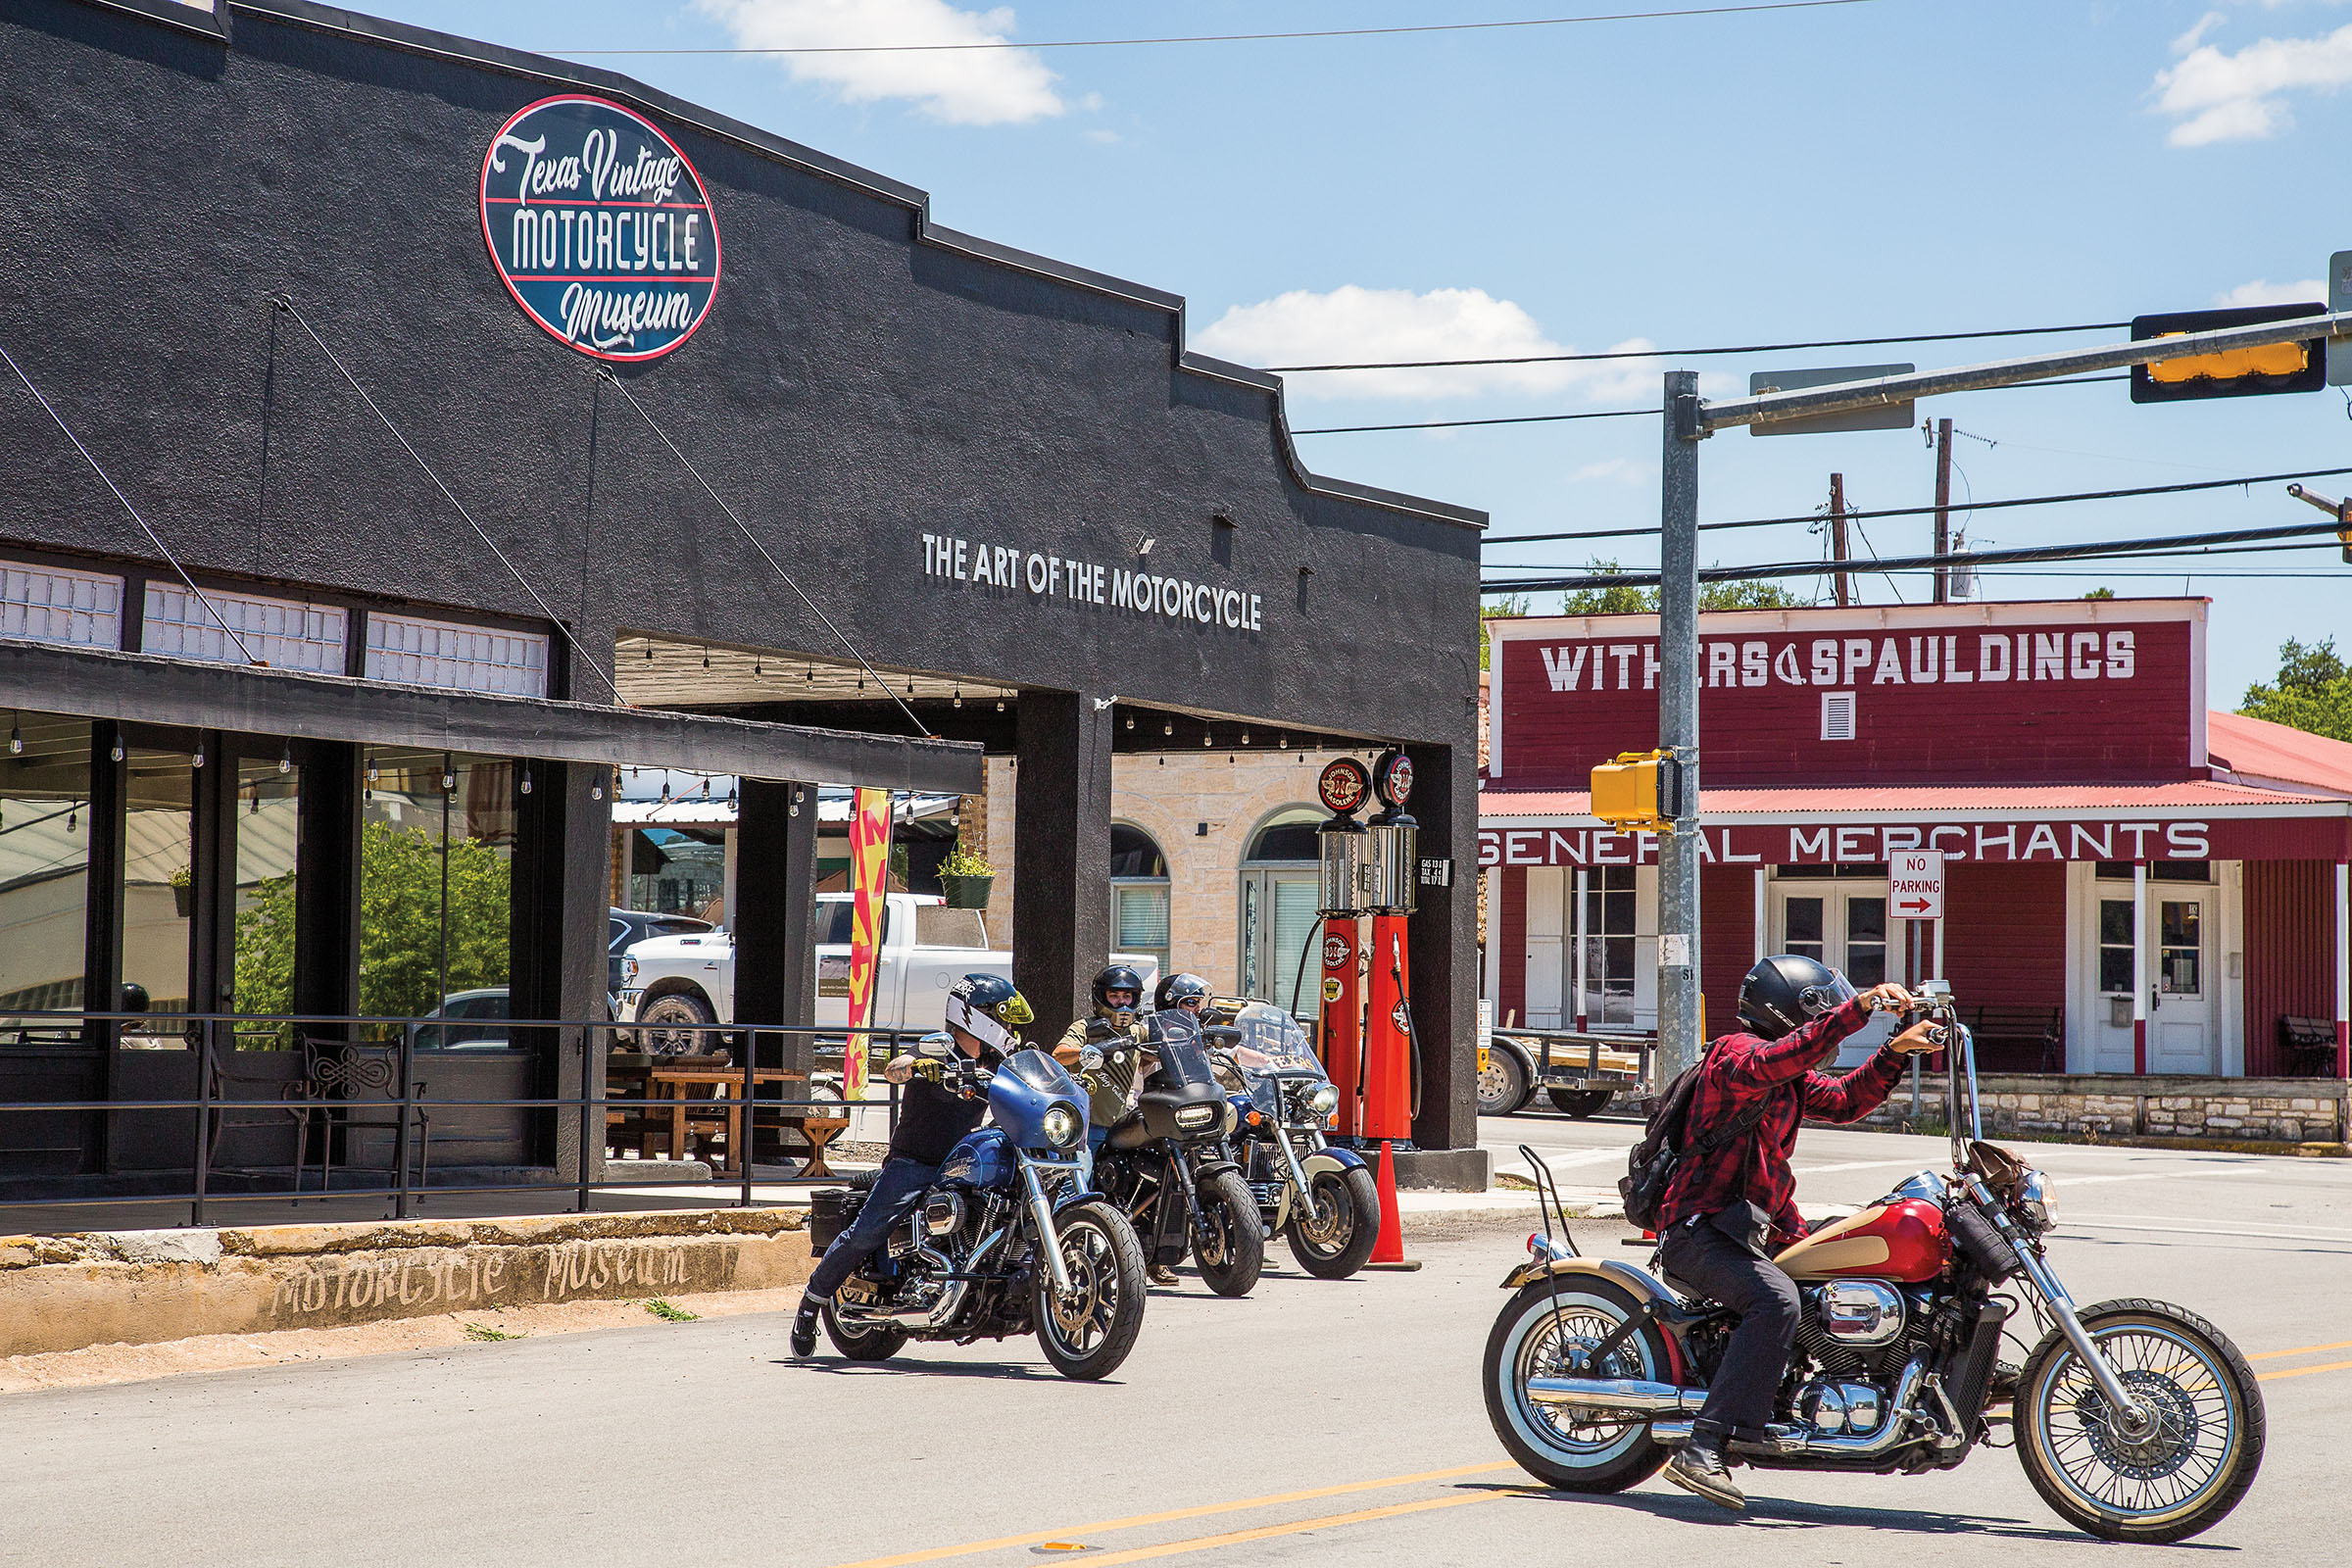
[1032,1199,1148,1382]
[1482,1278,1672,1493]
[2015,1298,2265,1544]
[819,1303,906,1362]
[1191,1169,1265,1298]
[1286,1164,1381,1279]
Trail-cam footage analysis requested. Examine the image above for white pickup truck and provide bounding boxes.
[614,891,1160,1050]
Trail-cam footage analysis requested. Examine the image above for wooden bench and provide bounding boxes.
[1963,1004,2063,1074]
[2279,1015,2340,1076]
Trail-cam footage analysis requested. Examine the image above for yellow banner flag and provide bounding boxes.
[843,787,894,1097]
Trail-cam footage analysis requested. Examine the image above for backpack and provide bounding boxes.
[1618,1042,1773,1232]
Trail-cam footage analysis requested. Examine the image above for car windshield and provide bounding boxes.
[1141,1008,1217,1090]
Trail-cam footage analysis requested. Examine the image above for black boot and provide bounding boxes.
[1663,1435,1745,1512]
[790,1295,824,1357]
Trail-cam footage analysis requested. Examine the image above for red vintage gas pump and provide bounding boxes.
[1359,751,1418,1144]
[1312,759,1372,1135]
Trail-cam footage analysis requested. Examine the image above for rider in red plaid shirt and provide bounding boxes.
[1657,957,1940,1513]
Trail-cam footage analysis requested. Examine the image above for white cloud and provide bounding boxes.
[2152,19,2352,145]
[694,0,1063,126]
[2214,276,2327,306]
[1571,459,1644,485]
[1193,285,1656,403]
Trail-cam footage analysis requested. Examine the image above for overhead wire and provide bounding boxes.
[1270,324,2129,374]
[555,1,1883,56]
[0,341,260,666]
[270,297,625,704]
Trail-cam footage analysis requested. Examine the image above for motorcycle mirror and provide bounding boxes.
[1915,978,1952,1000]
[1078,1045,1104,1072]
[915,1032,956,1060]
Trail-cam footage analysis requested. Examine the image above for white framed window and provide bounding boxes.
[0,561,123,649]
[365,612,549,697]
[142,582,347,671]
[1110,823,1171,982]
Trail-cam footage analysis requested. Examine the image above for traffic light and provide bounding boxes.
[2286,484,2352,564]
[1591,751,1683,831]
[2132,305,2327,404]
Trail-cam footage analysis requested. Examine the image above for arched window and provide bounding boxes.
[1110,823,1170,982]
[1239,806,1323,1016]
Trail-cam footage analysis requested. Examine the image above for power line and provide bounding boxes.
[1480,463,2352,549]
[1267,321,2128,374]
[1481,515,2352,593]
[1290,372,2129,438]
[556,1,1881,56]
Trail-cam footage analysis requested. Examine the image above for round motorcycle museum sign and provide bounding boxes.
[479,95,720,362]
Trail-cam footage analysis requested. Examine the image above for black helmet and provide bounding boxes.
[1737,955,1856,1039]
[1092,964,1145,1020]
[945,973,1033,1054]
[1154,972,1211,1012]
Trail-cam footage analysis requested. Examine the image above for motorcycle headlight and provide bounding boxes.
[2014,1169,2056,1234]
[1042,1103,1083,1151]
[1305,1083,1340,1118]
[1173,1103,1217,1131]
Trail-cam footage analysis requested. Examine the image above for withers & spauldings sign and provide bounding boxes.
[480,96,719,361]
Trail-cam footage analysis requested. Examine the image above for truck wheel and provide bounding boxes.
[1478,1046,1533,1117]
[1547,1089,1613,1119]
[639,990,721,1055]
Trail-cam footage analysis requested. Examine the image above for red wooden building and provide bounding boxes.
[1481,600,2352,1080]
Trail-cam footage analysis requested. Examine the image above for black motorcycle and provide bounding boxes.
[1212,1002,1382,1280]
[1092,1008,1265,1297]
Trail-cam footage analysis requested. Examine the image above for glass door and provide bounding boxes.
[1239,869,1320,1018]
[2150,893,2218,1074]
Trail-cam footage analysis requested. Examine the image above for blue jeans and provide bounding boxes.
[806,1155,936,1300]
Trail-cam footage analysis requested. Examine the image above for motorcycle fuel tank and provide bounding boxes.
[1774,1199,1950,1283]
[938,1126,1014,1191]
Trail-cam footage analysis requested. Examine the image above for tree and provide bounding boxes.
[1697,577,1807,612]
[1552,562,1807,614]
[2082,587,2115,601]
[233,819,512,1021]
[2240,637,2352,744]
[1479,592,1531,669]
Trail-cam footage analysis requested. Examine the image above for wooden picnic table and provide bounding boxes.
[646,1066,851,1179]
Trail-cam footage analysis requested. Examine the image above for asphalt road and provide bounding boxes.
[3,1116,2346,1567]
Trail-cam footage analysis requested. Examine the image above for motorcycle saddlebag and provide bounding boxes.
[808,1187,863,1252]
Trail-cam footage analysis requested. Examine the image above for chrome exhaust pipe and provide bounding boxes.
[1525,1377,1705,1416]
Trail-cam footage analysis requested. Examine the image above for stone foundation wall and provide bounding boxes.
[0,1207,810,1358]
[1834,1076,2349,1146]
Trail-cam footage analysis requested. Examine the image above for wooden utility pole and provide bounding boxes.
[1828,471,1850,608]
[1932,416,1954,604]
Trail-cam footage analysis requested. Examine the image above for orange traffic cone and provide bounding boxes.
[1363,1139,1422,1272]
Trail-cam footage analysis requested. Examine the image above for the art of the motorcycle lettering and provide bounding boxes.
[480,95,720,361]
[843,787,893,1097]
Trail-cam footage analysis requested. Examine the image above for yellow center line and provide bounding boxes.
[2247,1339,2352,1361]
[823,1462,1518,1568]
[1059,1490,1526,1568]
[2258,1358,2352,1383]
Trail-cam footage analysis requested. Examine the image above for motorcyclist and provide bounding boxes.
[789,974,1032,1357]
[1154,972,1211,1016]
[1655,956,1942,1511]
[1054,964,1182,1283]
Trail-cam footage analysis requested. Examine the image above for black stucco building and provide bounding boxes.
[0,0,1485,1199]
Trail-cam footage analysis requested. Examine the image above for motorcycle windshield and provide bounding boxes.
[1142,1009,1218,1091]
[1227,1001,1329,1086]
[1002,1048,1079,1100]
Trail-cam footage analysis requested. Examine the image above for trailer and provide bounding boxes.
[1477,1026,1651,1118]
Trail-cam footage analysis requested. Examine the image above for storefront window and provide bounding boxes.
[0,716,93,1012]
[1783,896,1825,964]
[1241,808,1320,1016]
[227,752,301,1042]
[360,749,514,1039]
[122,747,195,1028]
[629,826,725,918]
[1843,897,1886,987]
[1582,865,1639,1027]
[1111,824,1170,983]
[2097,900,2133,995]
[2159,902,2201,996]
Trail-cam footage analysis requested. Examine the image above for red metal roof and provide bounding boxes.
[1481,777,2338,818]
[2207,710,2352,799]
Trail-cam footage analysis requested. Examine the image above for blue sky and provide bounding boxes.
[372,0,2352,707]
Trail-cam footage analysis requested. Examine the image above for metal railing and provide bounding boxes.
[0,1008,917,1229]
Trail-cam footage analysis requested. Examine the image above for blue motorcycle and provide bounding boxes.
[811,1040,1149,1381]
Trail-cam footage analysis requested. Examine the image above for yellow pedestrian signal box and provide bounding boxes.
[2132,306,2327,404]
[1591,751,1683,831]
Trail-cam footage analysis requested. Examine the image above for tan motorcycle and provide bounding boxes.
[1481,983,2264,1544]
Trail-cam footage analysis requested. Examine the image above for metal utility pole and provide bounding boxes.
[1656,370,1703,1086]
[1828,472,1851,608]
[1933,417,1954,604]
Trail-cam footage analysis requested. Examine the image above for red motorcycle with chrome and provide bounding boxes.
[1481,983,2265,1544]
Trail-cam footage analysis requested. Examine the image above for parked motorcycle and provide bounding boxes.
[813,1039,1148,1381]
[1481,982,2264,1544]
[1093,1008,1265,1297]
[1212,1001,1382,1279]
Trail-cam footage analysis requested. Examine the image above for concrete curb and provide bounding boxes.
[0,1208,811,1358]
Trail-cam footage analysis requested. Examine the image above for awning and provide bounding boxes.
[0,639,981,794]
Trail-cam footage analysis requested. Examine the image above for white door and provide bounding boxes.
[1772,878,1895,1066]
[1523,867,1566,1028]
[2087,889,2138,1074]
[1240,870,1321,1017]
[2150,891,2220,1074]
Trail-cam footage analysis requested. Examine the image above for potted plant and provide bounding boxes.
[938,840,995,909]
[170,866,194,919]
